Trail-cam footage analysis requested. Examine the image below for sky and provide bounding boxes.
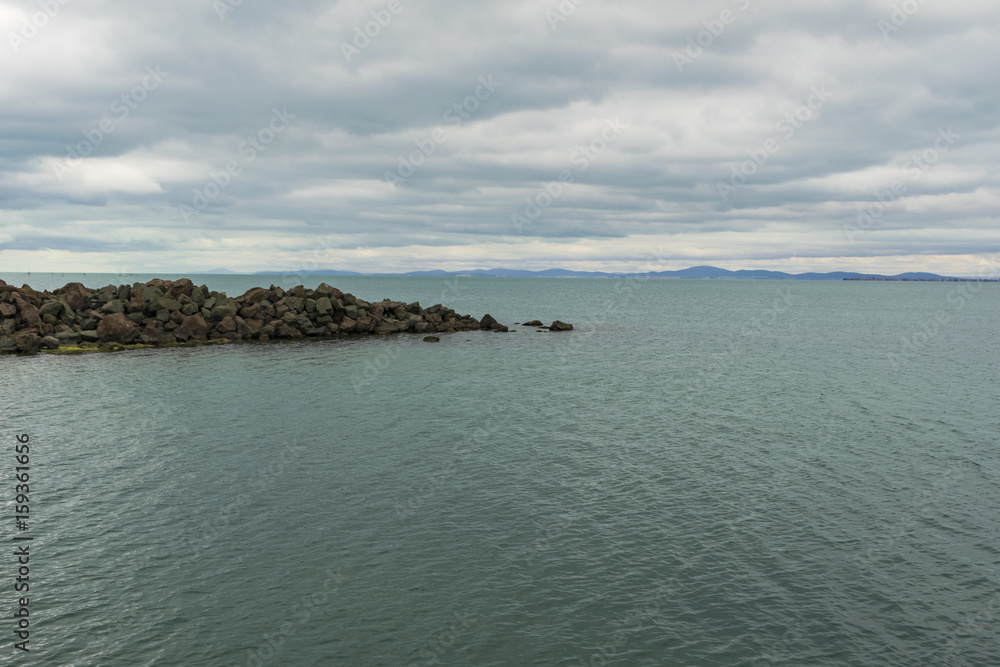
[1,0,998,275]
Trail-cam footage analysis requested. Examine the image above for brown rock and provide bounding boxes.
[355,316,374,334]
[14,331,40,354]
[0,302,15,317]
[167,278,194,299]
[17,302,42,329]
[242,287,269,304]
[216,316,237,333]
[177,314,209,339]
[276,323,302,339]
[549,320,573,331]
[96,313,139,343]
[57,283,92,311]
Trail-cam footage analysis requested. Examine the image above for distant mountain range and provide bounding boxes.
[244,265,975,281]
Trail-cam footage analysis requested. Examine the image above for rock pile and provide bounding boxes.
[0,278,518,354]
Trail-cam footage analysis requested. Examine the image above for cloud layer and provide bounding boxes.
[1,0,998,274]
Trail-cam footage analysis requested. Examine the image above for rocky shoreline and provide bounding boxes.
[0,278,572,355]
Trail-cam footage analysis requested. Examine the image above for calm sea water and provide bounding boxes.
[2,273,998,666]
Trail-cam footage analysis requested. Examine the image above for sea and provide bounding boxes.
[1,273,998,666]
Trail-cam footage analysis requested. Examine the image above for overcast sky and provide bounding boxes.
[1,0,998,275]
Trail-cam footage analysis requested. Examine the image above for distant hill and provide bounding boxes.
[251,265,969,280]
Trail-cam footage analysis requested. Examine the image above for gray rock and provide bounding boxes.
[210,303,238,321]
[480,314,498,330]
[315,296,333,315]
[40,336,60,350]
[38,300,64,318]
[55,330,82,344]
[102,299,125,314]
[80,330,99,343]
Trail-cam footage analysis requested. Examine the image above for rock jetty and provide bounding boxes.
[0,278,571,355]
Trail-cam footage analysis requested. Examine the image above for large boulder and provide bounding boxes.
[17,302,41,329]
[102,299,125,314]
[38,300,65,318]
[177,314,209,340]
[479,314,497,330]
[149,294,182,313]
[549,320,573,332]
[315,296,333,315]
[167,278,195,299]
[39,336,60,350]
[57,283,92,311]
[97,313,139,343]
[14,331,40,354]
[210,301,238,321]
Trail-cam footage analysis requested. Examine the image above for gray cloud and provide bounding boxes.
[1,0,998,274]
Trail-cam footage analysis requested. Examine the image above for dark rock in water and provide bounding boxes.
[177,314,209,340]
[39,335,60,350]
[55,330,82,345]
[522,320,543,327]
[480,314,498,330]
[14,331,40,354]
[97,313,139,343]
[549,320,573,331]
[490,323,509,332]
[423,336,440,342]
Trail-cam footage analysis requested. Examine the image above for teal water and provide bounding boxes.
[2,274,999,666]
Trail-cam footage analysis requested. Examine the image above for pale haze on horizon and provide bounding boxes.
[1,0,998,276]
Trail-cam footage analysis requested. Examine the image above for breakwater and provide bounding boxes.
[0,278,571,354]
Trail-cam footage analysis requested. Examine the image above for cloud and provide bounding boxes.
[0,0,998,273]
